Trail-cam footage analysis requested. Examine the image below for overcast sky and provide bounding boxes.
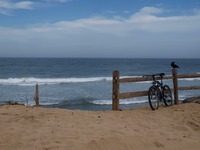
[0,0,200,58]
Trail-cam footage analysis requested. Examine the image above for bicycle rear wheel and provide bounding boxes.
[163,85,173,106]
[148,86,160,110]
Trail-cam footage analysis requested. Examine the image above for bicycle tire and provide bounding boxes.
[148,86,160,110]
[163,85,173,106]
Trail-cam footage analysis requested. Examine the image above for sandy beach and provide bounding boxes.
[0,103,199,150]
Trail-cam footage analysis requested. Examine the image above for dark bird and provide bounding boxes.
[171,62,180,69]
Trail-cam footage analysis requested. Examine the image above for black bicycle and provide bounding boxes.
[143,73,173,110]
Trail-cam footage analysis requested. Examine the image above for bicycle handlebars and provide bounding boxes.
[143,73,165,78]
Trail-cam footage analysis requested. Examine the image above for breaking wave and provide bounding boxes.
[0,77,112,86]
[0,75,199,86]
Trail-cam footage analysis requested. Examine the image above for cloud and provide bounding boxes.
[0,0,34,9]
[137,7,164,15]
[129,7,163,22]
[0,0,72,15]
[45,0,72,3]
[44,7,199,34]
[0,7,200,58]
[0,0,34,15]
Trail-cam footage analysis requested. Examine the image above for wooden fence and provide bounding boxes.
[112,69,200,110]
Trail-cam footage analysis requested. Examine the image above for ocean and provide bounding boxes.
[0,58,199,110]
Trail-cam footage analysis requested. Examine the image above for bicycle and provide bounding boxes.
[143,73,173,110]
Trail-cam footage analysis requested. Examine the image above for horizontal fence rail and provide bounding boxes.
[119,76,173,83]
[112,70,200,110]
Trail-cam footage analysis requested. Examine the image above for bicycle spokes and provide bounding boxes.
[148,86,159,110]
[163,85,173,106]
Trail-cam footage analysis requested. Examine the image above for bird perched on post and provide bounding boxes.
[171,62,179,69]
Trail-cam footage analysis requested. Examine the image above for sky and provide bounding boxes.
[0,0,200,58]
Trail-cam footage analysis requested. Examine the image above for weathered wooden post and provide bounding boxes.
[172,69,179,104]
[112,70,120,110]
[34,83,39,106]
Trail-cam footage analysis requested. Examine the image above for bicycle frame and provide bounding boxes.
[144,73,173,110]
[151,75,164,101]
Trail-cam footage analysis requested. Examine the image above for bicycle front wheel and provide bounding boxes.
[163,85,173,106]
[148,86,160,110]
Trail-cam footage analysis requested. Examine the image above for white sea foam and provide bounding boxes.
[0,75,199,86]
[92,98,147,105]
[0,77,113,86]
[179,78,200,81]
[0,75,142,86]
[120,99,148,105]
[92,100,112,105]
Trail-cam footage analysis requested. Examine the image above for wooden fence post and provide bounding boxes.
[112,70,120,110]
[34,83,39,106]
[172,69,179,104]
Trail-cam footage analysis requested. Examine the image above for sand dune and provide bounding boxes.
[0,103,199,150]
